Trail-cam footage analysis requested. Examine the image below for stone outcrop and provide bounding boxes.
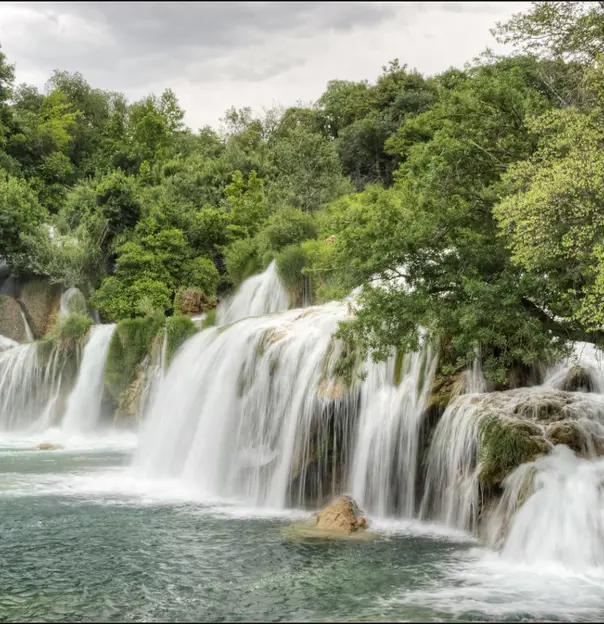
[18,279,62,339]
[38,443,64,451]
[175,288,217,316]
[314,495,369,533]
[0,295,27,342]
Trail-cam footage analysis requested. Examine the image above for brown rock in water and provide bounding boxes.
[314,495,369,533]
[38,443,64,451]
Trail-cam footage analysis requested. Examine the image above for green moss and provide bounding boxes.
[478,416,546,485]
[104,312,165,403]
[202,308,217,328]
[39,312,94,356]
[166,315,198,364]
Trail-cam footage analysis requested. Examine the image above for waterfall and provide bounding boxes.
[61,324,116,433]
[544,341,604,393]
[349,346,438,517]
[59,287,85,318]
[420,379,604,532]
[216,260,290,325]
[0,334,18,351]
[0,342,62,431]
[20,308,34,342]
[138,328,168,420]
[136,302,350,507]
[490,445,604,569]
[136,290,436,515]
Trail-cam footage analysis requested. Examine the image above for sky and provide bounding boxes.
[0,1,531,130]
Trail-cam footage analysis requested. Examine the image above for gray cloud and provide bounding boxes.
[0,2,530,128]
[1,2,398,87]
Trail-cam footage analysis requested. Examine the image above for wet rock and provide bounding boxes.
[18,279,62,339]
[314,495,369,533]
[0,295,27,342]
[560,366,594,393]
[38,443,64,451]
[545,420,585,454]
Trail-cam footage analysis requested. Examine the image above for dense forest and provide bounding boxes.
[2,1,604,385]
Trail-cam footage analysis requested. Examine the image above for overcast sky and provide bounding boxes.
[0,1,530,130]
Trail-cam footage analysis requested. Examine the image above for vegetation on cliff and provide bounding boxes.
[3,2,604,382]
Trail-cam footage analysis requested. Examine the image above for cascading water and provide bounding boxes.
[488,445,604,569]
[216,260,290,325]
[0,342,63,431]
[349,346,438,517]
[61,324,116,433]
[136,302,352,507]
[19,308,34,342]
[0,335,18,351]
[420,344,604,533]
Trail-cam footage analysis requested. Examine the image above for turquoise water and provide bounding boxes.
[2,437,604,623]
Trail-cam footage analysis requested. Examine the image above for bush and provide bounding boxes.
[165,314,198,363]
[104,313,165,402]
[224,236,261,285]
[257,207,317,253]
[275,244,310,304]
[180,256,220,296]
[39,312,93,356]
[202,308,217,328]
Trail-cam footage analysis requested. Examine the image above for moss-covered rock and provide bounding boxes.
[478,416,548,486]
[0,295,27,342]
[18,279,62,339]
[424,371,465,418]
[166,315,198,363]
[104,313,165,405]
[512,390,574,422]
[545,420,589,455]
[560,365,594,393]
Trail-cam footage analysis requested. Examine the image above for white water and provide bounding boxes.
[493,445,604,569]
[216,260,290,325]
[0,342,62,431]
[545,341,604,393]
[136,302,351,507]
[59,287,86,318]
[61,323,116,433]
[349,346,438,517]
[0,334,18,351]
[20,308,34,341]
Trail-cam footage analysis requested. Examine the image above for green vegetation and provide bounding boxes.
[165,315,198,363]
[478,416,546,485]
[4,4,604,383]
[104,314,164,403]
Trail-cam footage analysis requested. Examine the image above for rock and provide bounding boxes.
[18,279,62,339]
[37,443,64,451]
[314,495,369,533]
[176,288,217,316]
[0,295,27,342]
[560,366,594,393]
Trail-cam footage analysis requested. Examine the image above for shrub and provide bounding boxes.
[165,315,198,363]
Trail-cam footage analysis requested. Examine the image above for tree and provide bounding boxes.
[0,172,47,264]
[494,1,604,63]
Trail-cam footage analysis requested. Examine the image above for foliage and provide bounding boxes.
[41,312,93,353]
[104,313,165,402]
[478,416,545,485]
[0,171,47,264]
[165,314,198,363]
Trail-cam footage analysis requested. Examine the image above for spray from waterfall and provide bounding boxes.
[61,324,116,433]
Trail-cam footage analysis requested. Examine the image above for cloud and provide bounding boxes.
[0,1,530,129]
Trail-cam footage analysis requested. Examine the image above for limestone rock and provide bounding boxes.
[560,366,594,393]
[176,288,217,316]
[18,279,62,339]
[38,443,64,451]
[0,295,27,342]
[314,495,369,533]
